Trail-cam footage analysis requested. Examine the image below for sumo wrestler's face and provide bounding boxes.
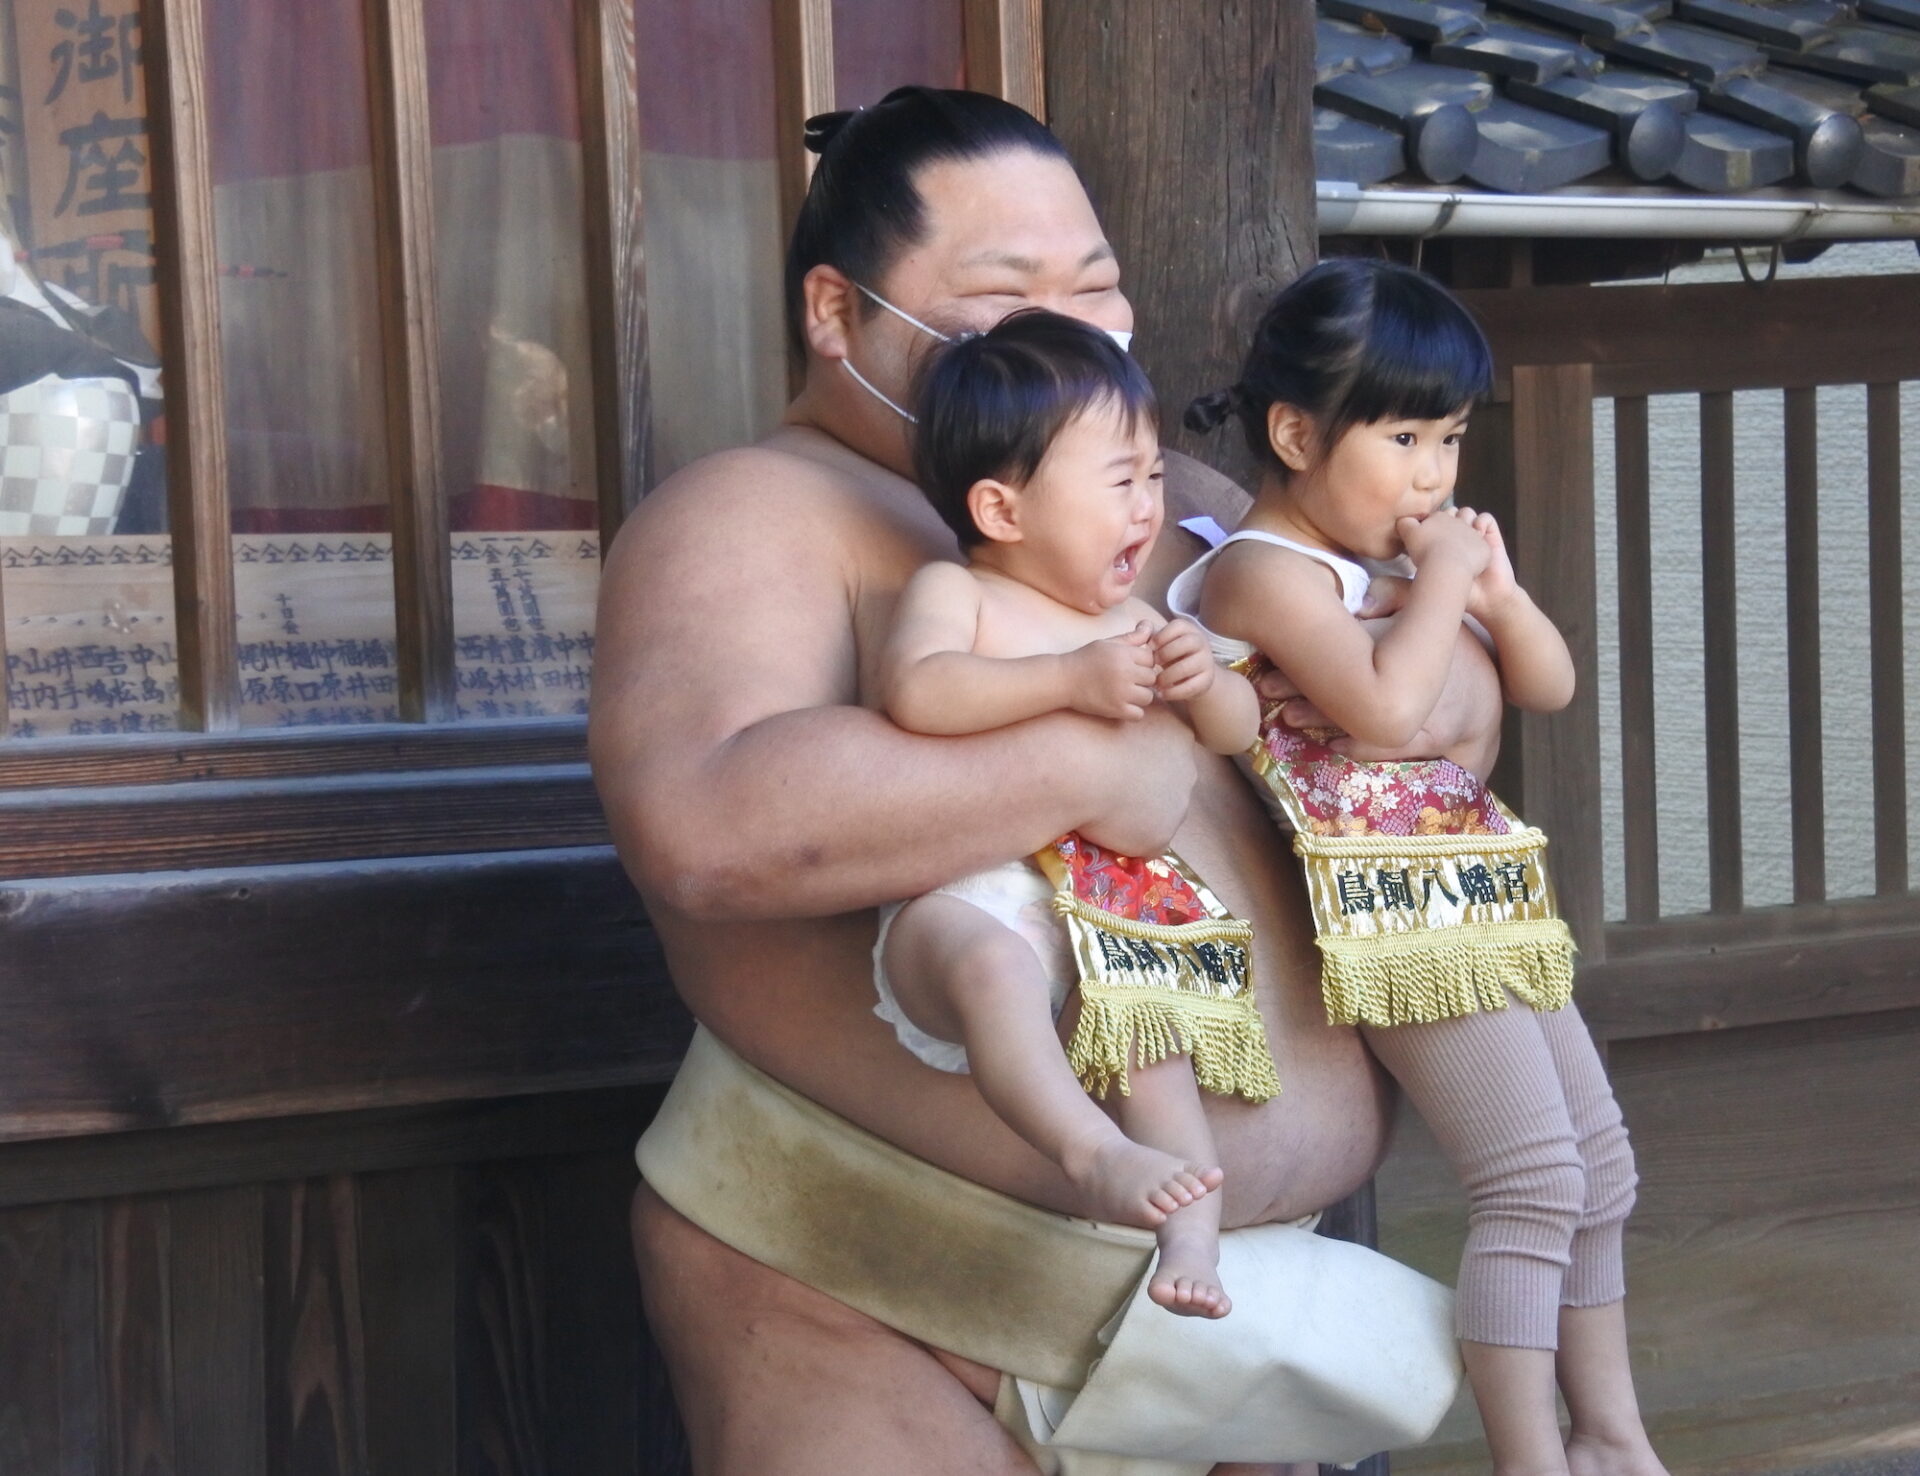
[838,149,1135,407]
[887,149,1134,339]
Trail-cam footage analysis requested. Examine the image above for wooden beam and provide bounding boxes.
[1510,364,1605,959]
[1866,384,1907,897]
[1459,277,1920,398]
[1581,907,1920,1041]
[773,0,835,244]
[142,0,239,732]
[1699,390,1743,914]
[1613,395,1660,923]
[365,0,455,722]
[0,720,586,792]
[963,0,1046,120]
[0,1086,657,1218]
[577,0,654,533]
[0,849,686,1143]
[0,765,608,879]
[1045,0,1316,485]
[1782,387,1824,904]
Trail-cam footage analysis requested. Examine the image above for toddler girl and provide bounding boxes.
[1176,259,1666,1476]
[871,309,1270,1318]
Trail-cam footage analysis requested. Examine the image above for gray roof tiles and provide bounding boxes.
[1315,0,1920,195]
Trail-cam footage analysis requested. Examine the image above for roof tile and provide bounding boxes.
[1313,0,1920,197]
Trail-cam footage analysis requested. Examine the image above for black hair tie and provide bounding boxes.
[1184,386,1240,435]
[803,109,856,155]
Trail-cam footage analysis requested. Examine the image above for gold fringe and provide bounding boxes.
[1066,984,1283,1103]
[1316,918,1577,1028]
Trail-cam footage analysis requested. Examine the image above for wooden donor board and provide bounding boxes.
[2,533,599,737]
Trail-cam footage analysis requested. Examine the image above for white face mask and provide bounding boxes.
[843,282,1135,424]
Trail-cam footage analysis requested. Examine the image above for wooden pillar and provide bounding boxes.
[1509,363,1605,960]
[1044,0,1317,482]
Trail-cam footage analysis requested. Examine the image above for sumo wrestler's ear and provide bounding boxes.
[802,264,858,360]
[1266,402,1318,474]
[967,478,1025,545]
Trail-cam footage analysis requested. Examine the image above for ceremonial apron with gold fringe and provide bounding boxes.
[1035,835,1280,1104]
[1235,664,1575,1029]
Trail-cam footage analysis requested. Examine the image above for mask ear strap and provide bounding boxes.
[842,357,919,423]
[855,283,952,344]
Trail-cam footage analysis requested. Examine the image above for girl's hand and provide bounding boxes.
[1397,507,1491,578]
[1436,505,1519,620]
[1067,622,1159,720]
[1151,618,1217,702]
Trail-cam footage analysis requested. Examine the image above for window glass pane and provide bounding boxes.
[205,0,403,728]
[832,0,964,109]
[1,0,179,737]
[427,0,600,722]
[635,0,784,480]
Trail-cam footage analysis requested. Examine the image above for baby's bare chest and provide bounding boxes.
[969,587,1144,661]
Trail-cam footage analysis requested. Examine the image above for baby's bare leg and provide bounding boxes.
[882,894,1220,1227]
[1111,1051,1230,1319]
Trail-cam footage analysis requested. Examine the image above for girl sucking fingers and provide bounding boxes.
[1176,258,1666,1476]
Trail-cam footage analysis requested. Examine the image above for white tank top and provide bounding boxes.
[1166,528,1372,666]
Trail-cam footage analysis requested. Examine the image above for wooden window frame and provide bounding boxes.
[0,0,1045,880]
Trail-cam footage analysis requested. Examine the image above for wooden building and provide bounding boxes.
[0,0,1914,1470]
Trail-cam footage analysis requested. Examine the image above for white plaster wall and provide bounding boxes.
[1589,241,1920,919]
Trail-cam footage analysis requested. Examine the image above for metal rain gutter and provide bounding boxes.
[1318,181,1920,240]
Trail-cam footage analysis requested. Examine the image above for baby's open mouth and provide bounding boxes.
[1113,541,1146,578]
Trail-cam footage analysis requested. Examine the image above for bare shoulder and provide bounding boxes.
[1199,538,1347,646]
[1209,537,1339,606]
[1162,448,1252,528]
[899,557,981,601]
[606,442,863,585]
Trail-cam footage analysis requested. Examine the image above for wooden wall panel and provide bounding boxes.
[57,1203,104,1476]
[102,1198,175,1476]
[0,1205,74,1476]
[461,1163,549,1476]
[169,1187,267,1476]
[359,1168,460,1476]
[0,1130,670,1475]
[263,1178,370,1476]
[540,1153,648,1476]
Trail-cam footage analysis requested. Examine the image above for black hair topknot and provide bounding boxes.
[784,87,1073,360]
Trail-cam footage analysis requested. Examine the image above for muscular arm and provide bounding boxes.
[588,450,1193,921]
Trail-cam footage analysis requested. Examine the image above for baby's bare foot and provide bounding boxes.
[1064,1132,1223,1228]
[1148,1223,1231,1319]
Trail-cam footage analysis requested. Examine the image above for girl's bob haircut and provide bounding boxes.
[912,309,1158,548]
[1187,258,1492,474]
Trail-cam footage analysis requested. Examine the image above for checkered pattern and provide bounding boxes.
[0,373,142,536]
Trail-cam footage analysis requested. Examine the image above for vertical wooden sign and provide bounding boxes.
[12,0,163,355]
